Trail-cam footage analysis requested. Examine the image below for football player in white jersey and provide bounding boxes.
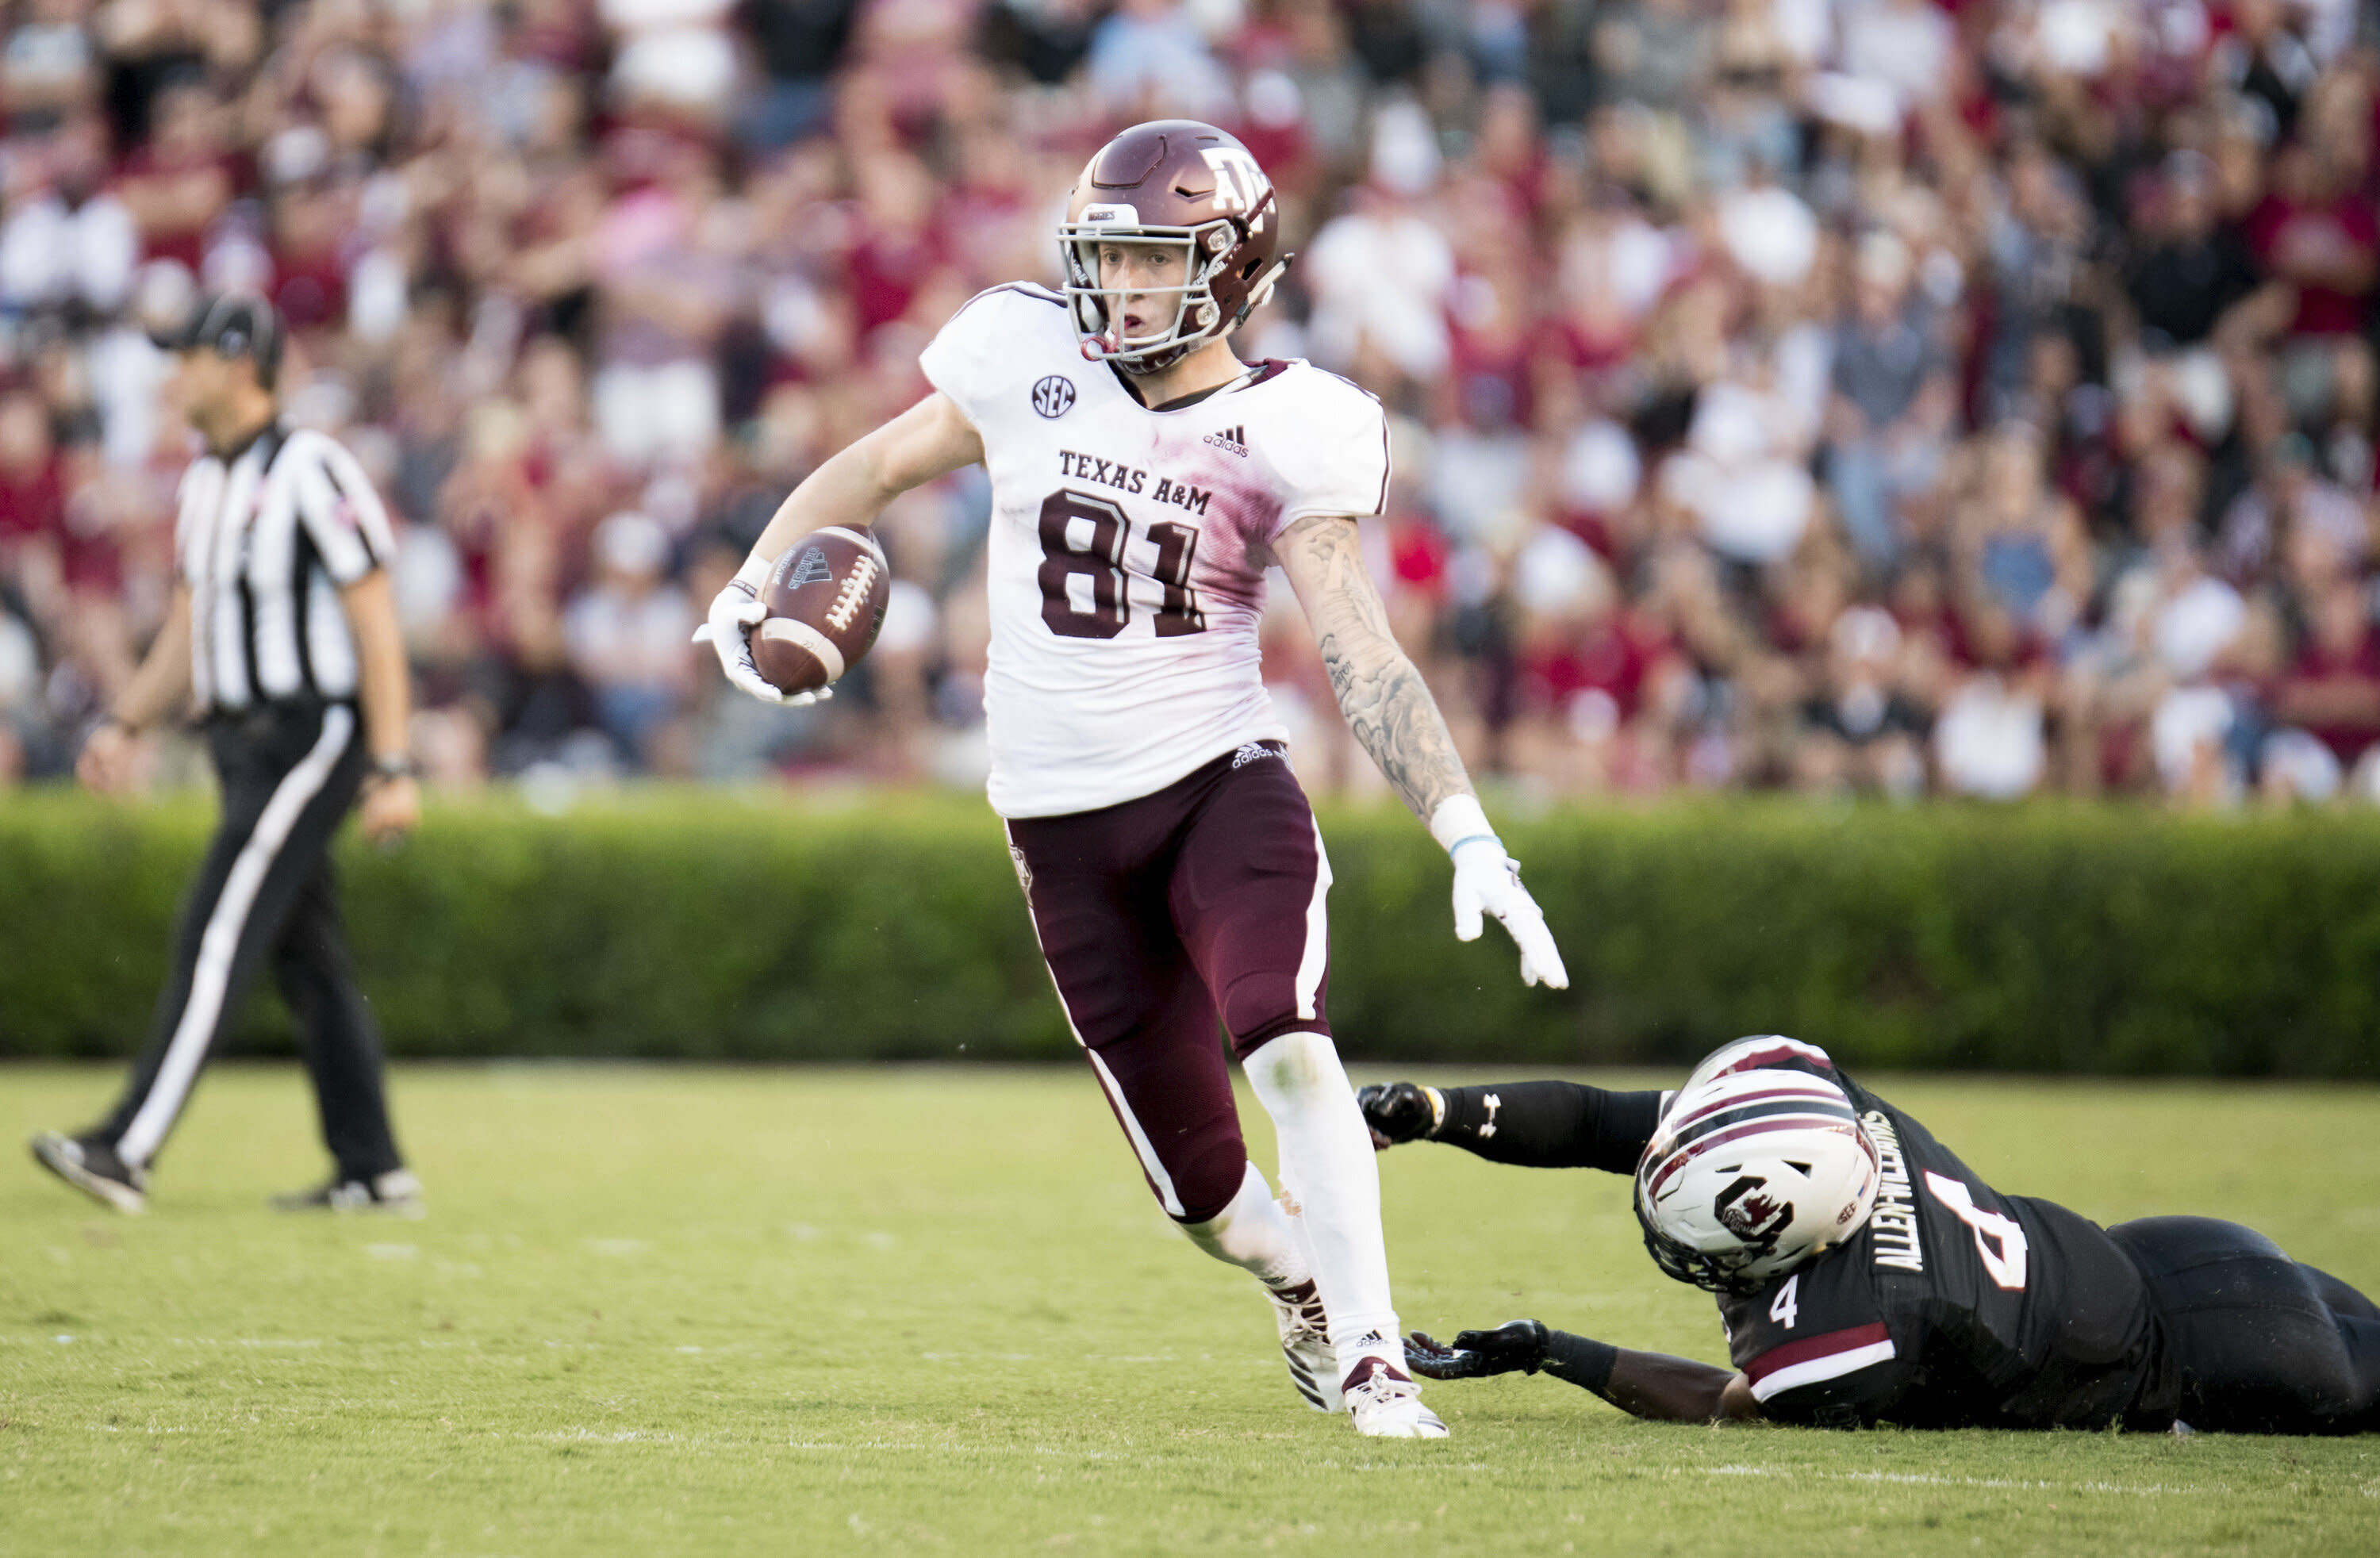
[700,120,1566,1438]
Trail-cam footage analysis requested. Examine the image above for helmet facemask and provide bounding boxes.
[1060,196,1284,375]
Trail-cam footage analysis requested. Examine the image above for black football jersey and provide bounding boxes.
[1717,1072,2171,1429]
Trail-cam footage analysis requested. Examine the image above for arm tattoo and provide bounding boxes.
[1324,638,1472,819]
[1285,514,1472,818]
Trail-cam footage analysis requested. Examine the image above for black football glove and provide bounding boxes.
[1357,1081,1438,1149]
[1404,1319,1550,1380]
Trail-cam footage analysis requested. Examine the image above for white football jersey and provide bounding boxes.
[920,283,1389,818]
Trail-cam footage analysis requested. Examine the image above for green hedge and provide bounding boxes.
[5,789,2380,1075]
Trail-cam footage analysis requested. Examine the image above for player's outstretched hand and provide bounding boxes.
[1357,1081,1438,1149]
[695,581,832,708]
[1449,840,1569,989]
[1405,1320,1550,1380]
[1399,1313,1552,1380]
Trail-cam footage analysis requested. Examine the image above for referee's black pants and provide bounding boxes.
[96,698,405,1180]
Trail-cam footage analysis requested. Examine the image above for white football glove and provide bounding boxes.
[693,558,831,708]
[1432,796,1568,990]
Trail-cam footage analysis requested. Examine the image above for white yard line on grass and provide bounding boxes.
[1706,1464,2232,1498]
[783,1441,1496,1470]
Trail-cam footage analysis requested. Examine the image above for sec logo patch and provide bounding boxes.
[1031,375,1077,418]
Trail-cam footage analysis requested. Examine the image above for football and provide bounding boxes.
[751,525,891,695]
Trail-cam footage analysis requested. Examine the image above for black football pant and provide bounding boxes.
[2110,1216,2380,1434]
[94,699,405,1181]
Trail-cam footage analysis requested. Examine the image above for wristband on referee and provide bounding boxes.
[1540,1330,1620,1394]
[1427,794,1502,859]
[364,754,420,785]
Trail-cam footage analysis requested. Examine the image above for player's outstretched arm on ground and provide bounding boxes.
[1407,1322,1760,1424]
[1356,1080,1665,1170]
[1274,512,1567,988]
[697,391,985,706]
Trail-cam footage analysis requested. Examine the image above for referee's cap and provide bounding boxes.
[149,291,284,388]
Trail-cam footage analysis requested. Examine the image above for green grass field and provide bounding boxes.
[3,1065,2377,1556]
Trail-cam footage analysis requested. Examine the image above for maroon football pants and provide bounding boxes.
[1004,742,1332,1224]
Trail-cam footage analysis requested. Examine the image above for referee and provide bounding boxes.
[31,293,424,1215]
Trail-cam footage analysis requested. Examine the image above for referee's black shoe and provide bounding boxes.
[30,1131,148,1214]
[271,1168,425,1216]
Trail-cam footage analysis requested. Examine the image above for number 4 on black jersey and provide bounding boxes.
[1716,1061,2163,1429]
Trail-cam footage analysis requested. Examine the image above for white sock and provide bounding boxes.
[1178,1160,1311,1290]
[1243,1030,1401,1383]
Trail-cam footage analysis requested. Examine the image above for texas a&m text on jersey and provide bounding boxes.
[918,282,1387,818]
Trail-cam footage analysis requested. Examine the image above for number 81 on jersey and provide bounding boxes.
[1038,488,1207,639]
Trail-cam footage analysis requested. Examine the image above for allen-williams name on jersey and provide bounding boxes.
[1717,1063,2166,1431]
[921,283,1388,819]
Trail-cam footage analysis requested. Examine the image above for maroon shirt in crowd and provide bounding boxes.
[2247,189,2380,336]
[0,457,61,549]
[1524,611,1673,720]
[2278,613,2380,763]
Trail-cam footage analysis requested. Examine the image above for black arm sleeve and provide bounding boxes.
[1540,1330,1620,1394]
[1431,1083,1664,1172]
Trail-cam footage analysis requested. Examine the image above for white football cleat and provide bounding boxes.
[1342,1355,1449,1438]
[1266,1278,1340,1413]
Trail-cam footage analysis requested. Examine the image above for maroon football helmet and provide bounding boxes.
[1060,121,1292,374]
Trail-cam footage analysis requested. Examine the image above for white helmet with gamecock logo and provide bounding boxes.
[1634,1036,1881,1294]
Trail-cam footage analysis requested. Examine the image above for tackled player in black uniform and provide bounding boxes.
[1364,1037,2380,1435]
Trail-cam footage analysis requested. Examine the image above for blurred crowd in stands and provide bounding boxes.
[6,0,2380,806]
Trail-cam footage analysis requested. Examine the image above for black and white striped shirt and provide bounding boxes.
[175,422,395,713]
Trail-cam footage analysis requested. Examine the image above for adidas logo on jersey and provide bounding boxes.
[1204,425,1249,458]
[1231,743,1281,769]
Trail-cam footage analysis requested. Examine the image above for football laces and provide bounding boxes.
[824,554,880,634]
